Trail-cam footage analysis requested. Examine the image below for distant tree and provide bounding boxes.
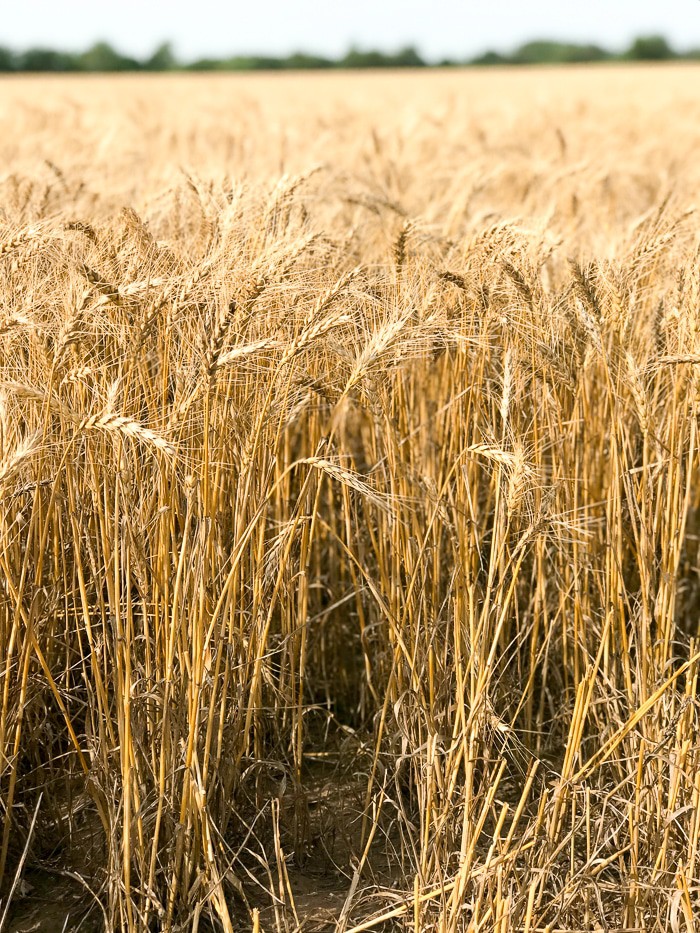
[251,56,286,69]
[285,52,334,70]
[18,47,79,71]
[145,42,177,71]
[0,46,15,71]
[2,34,688,73]
[340,45,425,68]
[470,50,507,66]
[511,41,557,63]
[184,58,223,71]
[391,45,425,67]
[475,40,611,65]
[561,43,610,63]
[626,35,674,60]
[221,55,285,70]
[341,47,386,68]
[79,41,138,71]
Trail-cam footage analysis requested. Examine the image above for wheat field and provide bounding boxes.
[1,65,700,931]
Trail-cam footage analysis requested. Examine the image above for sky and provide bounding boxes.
[3,0,700,61]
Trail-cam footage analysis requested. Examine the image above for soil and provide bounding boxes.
[5,868,103,933]
[5,750,399,933]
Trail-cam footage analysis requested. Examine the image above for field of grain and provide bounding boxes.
[1,66,700,931]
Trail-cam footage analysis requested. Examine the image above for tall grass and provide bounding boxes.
[0,69,700,931]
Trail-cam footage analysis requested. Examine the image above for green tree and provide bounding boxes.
[626,35,674,60]
[340,46,425,68]
[470,50,507,66]
[562,43,610,63]
[285,52,333,70]
[221,55,284,70]
[391,45,425,67]
[341,47,387,68]
[184,58,223,71]
[511,40,607,64]
[145,42,177,71]
[79,41,138,71]
[18,47,79,71]
[0,46,15,71]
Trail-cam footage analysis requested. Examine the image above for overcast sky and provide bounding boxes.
[3,0,700,61]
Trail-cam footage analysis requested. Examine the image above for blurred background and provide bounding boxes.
[2,0,700,71]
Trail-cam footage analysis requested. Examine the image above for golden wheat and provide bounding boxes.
[0,66,699,933]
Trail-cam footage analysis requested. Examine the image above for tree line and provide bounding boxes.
[0,36,695,73]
